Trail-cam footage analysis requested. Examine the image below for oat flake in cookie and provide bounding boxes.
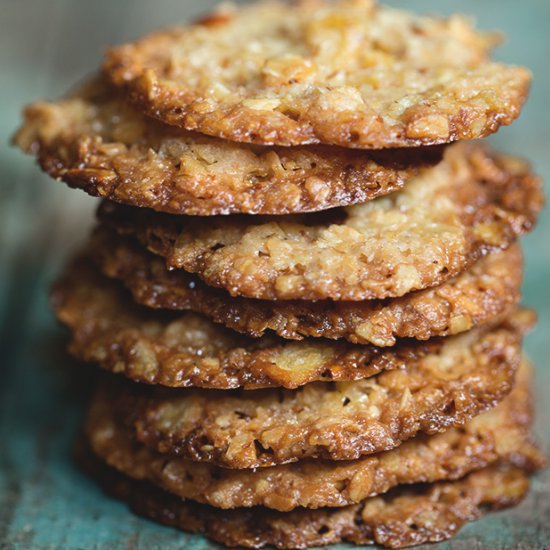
[104,0,530,148]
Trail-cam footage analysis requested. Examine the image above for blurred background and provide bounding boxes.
[1,1,549,548]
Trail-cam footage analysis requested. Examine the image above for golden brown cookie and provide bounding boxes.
[81,451,534,550]
[93,228,523,346]
[103,0,530,148]
[52,256,531,393]
[107,315,528,469]
[100,143,542,301]
[13,78,442,216]
[85,359,543,511]
[52,259,440,389]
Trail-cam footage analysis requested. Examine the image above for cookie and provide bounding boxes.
[85,359,543,511]
[52,256,531,393]
[107,315,527,469]
[100,143,542,300]
[14,78,442,215]
[103,0,530,148]
[80,450,534,550]
[52,259,439,389]
[94,228,523,346]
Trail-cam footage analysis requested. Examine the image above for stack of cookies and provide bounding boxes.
[15,1,546,548]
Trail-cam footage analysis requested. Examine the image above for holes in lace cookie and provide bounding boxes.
[254,439,275,458]
[443,399,456,415]
[353,509,365,526]
[144,231,167,253]
[320,369,334,380]
[210,469,222,481]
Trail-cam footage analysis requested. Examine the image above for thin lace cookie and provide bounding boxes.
[100,313,528,468]
[85,359,543,511]
[13,78,443,215]
[99,143,543,301]
[93,228,523,346]
[80,450,538,550]
[103,0,530,148]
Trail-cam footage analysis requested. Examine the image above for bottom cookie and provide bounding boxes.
[79,448,533,549]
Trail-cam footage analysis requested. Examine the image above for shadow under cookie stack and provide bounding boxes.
[14,1,546,548]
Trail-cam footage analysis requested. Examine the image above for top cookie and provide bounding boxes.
[104,0,530,148]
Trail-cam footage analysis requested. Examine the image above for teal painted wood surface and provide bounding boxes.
[1,1,549,548]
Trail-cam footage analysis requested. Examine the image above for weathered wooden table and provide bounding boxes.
[1,1,549,548]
